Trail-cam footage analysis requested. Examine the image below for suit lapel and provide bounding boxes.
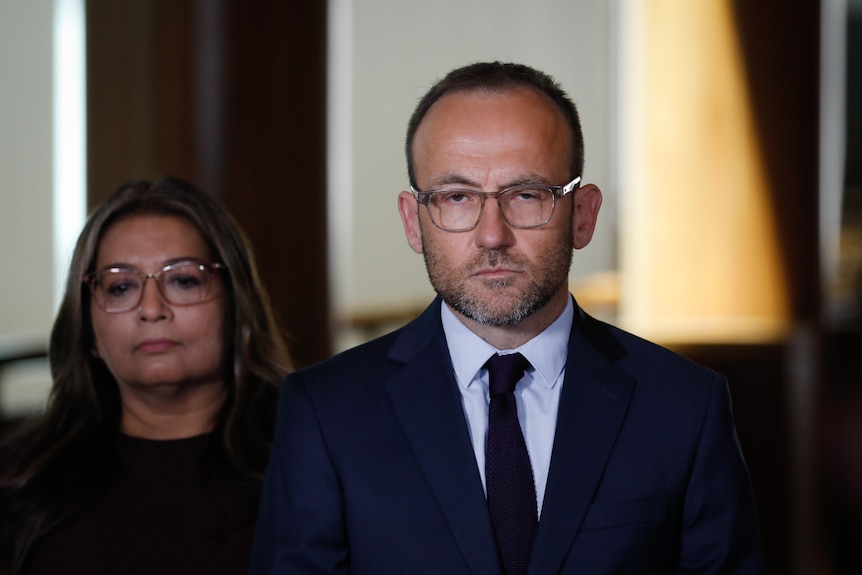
[384,300,502,575]
[528,305,635,575]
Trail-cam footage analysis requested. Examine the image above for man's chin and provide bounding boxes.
[444,292,538,327]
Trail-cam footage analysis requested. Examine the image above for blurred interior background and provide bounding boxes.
[1,1,861,573]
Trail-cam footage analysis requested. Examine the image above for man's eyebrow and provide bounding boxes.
[428,174,552,190]
[427,174,481,189]
[504,175,554,187]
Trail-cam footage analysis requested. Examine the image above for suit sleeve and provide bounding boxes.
[678,374,764,574]
[249,372,349,575]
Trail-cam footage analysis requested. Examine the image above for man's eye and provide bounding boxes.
[439,191,477,204]
[511,188,544,202]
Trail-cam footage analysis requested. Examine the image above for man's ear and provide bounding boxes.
[398,190,424,254]
[572,183,602,249]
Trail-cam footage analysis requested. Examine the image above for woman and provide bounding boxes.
[0,177,292,575]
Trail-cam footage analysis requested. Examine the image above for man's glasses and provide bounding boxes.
[410,176,581,232]
[84,260,226,313]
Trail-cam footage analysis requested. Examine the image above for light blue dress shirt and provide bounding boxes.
[440,298,573,517]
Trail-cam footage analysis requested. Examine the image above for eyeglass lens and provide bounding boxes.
[427,187,555,230]
[91,262,214,312]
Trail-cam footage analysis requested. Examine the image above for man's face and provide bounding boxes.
[399,87,599,329]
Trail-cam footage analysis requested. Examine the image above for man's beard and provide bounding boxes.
[421,233,574,327]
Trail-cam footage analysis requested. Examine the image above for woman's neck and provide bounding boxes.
[118,381,227,439]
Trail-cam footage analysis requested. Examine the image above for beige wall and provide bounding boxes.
[0,0,55,346]
[0,0,56,416]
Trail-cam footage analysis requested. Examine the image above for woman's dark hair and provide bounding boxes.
[0,176,292,573]
[405,61,585,188]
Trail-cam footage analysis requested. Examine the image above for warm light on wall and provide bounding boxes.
[618,0,790,343]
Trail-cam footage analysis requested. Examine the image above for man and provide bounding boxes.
[251,61,763,574]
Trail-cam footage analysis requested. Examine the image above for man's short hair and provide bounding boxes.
[405,61,585,187]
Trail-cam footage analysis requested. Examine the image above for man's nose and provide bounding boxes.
[474,196,515,249]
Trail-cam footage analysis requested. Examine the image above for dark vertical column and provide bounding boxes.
[86,0,330,367]
[727,3,821,574]
[730,0,822,321]
[213,1,330,368]
[86,0,197,205]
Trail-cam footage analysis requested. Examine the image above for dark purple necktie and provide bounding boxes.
[485,352,537,575]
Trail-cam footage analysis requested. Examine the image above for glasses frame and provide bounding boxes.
[84,260,226,313]
[410,176,581,232]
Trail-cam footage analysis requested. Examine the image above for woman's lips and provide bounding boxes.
[135,338,179,353]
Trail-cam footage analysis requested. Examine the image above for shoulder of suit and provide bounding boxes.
[577,307,721,381]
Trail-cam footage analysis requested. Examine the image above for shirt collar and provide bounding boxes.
[441,297,573,391]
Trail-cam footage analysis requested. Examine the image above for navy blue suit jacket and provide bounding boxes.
[250,298,763,574]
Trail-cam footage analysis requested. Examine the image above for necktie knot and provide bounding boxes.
[485,352,531,396]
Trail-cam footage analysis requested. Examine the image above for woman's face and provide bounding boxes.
[90,214,229,397]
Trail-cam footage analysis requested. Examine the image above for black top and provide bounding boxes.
[22,432,260,575]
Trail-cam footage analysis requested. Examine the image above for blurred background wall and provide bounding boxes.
[0,0,58,413]
[2,1,862,573]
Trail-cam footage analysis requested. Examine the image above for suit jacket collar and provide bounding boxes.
[528,302,635,574]
[384,297,635,575]
[384,299,503,574]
